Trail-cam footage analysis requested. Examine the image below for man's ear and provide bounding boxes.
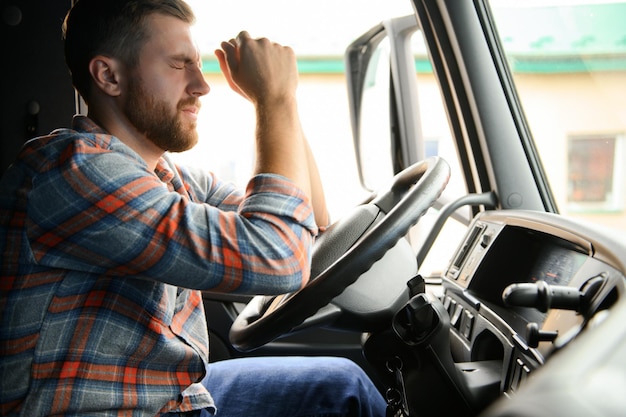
[88,56,123,97]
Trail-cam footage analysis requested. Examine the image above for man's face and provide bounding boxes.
[122,13,209,153]
[123,73,199,153]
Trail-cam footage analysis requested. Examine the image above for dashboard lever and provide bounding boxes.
[502,280,581,312]
[525,322,558,348]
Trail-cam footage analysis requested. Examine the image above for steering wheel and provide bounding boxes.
[230,156,450,351]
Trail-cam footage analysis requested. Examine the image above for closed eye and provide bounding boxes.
[170,60,201,71]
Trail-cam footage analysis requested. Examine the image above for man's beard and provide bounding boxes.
[123,77,199,153]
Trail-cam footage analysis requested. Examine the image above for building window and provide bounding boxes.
[567,134,624,212]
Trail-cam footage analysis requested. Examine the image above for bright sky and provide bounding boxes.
[186,0,414,57]
[186,0,622,58]
[492,0,622,5]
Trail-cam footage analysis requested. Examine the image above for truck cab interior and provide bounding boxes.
[3,0,626,416]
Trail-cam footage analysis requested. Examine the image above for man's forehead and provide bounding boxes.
[143,13,196,47]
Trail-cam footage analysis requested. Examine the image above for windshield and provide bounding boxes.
[489,0,626,232]
[176,0,626,234]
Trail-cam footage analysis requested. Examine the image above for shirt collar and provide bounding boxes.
[72,115,108,134]
[72,115,175,183]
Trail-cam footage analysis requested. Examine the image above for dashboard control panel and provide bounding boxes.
[440,210,625,393]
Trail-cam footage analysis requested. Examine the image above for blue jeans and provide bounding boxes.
[165,356,386,417]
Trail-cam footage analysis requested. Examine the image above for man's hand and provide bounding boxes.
[214,31,329,228]
[215,31,298,107]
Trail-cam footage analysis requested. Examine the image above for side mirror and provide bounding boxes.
[345,15,422,191]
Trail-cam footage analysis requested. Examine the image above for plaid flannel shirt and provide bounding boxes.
[0,116,317,416]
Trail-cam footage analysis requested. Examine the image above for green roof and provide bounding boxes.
[493,3,626,56]
[202,3,626,74]
[494,2,626,72]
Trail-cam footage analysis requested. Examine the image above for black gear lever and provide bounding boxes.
[502,276,605,314]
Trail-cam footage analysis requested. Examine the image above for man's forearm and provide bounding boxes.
[304,138,329,228]
[253,97,311,199]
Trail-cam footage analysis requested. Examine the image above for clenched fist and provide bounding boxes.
[215,31,298,107]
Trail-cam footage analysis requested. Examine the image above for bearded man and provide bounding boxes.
[0,0,386,416]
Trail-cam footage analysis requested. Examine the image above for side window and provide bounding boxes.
[172,3,472,276]
[409,30,471,277]
[348,21,472,277]
[410,31,467,204]
[173,2,418,222]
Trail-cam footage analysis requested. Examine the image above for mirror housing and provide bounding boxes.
[345,15,423,191]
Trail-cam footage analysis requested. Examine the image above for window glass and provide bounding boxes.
[489,0,626,230]
[349,24,470,276]
[410,32,468,207]
[358,37,394,189]
[407,31,470,278]
[174,0,414,220]
[174,1,471,276]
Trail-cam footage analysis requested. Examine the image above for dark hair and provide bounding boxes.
[62,0,195,102]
